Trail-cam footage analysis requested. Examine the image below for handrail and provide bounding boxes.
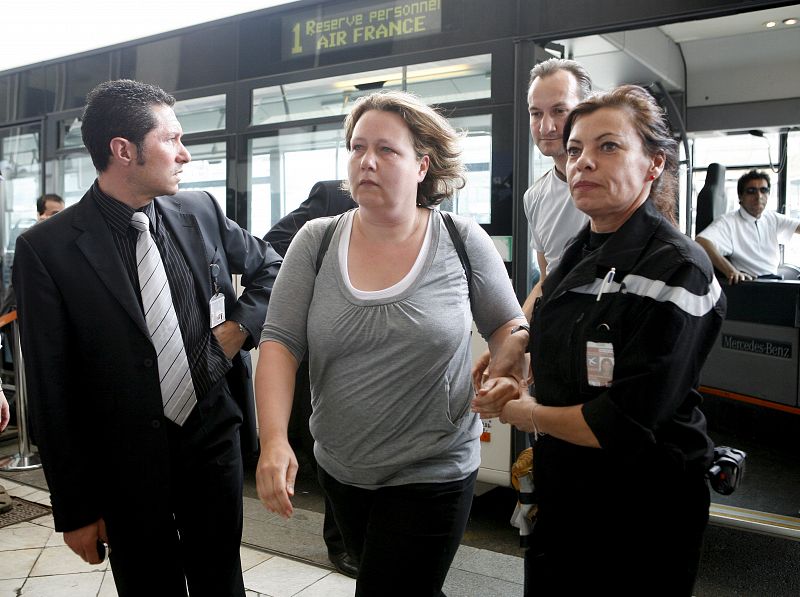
[710,503,800,542]
[0,310,17,328]
[0,317,41,471]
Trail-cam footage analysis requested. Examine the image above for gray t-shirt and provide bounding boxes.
[261,209,523,488]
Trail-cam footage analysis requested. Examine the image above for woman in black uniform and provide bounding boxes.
[475,85,726,596]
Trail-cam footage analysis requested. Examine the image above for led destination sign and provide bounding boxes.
[283,0,442,58]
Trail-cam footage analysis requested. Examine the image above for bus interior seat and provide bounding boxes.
[695,163,727,236]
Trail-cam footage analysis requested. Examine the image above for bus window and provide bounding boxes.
[783,129,800,265]
[690,132,781,236]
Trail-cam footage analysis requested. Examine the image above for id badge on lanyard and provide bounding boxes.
[209,260,225,328]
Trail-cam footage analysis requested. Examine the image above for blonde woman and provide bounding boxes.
[256,91,525,596]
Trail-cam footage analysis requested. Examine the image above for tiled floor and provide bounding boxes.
[0,479,356,597]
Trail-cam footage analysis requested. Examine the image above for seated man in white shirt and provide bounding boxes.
[696,169,800,284]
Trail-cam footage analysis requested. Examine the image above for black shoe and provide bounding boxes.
[329,552,359,579]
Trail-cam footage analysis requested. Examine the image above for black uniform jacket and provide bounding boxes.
[13,188,281,532]
[530,200,725,515]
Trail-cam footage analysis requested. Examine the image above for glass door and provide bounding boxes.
[0,123,41,289]
[180,140,228,215]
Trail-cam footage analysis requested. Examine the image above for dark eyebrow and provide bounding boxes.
[596,132,624,140]
[567,131,623,145]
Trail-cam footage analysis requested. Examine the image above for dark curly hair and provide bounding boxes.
[82,79,175,172]
[737,169,770,198]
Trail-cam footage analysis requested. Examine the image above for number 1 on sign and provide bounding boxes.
[291,23,302,54]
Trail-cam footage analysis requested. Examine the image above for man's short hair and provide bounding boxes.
[529,58,593,100]
[36,193,64,215]
[81,79,175,172]
[737,169,770,198]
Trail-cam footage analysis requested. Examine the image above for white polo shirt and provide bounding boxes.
[696,207,800,277]
[523,168,588,274]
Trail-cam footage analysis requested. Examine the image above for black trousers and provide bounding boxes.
[524,472,710,597]
[318,467,477,597]
[106,378,245,597]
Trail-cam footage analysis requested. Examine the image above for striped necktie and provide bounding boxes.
[131,211,196,425]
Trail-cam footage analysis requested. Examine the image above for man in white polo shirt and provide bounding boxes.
[473,58,592,382]
[696,170,800,284]
[521,58,592,318]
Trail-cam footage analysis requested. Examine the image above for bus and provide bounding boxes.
[0,0,797,543]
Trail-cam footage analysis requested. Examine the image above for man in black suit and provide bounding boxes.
[13,80,281,597]
[265,180,356,255]
[264,180,357,578]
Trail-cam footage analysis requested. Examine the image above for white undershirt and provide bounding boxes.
[339,209,433,300]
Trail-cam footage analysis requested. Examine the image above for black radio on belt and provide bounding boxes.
[707,446,747,495]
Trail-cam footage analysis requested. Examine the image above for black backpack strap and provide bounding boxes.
[316,212,347,274]
[440,210,473,307]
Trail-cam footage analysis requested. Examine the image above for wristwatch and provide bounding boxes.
[510,323,530,335]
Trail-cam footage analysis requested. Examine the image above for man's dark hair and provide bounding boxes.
[36,193,64,215]
[737,169,770,198]
[81,79,175,172]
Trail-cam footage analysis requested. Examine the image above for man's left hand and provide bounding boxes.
[213,320,248,359]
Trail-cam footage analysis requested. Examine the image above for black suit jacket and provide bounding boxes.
[13,188,281,532]
[265,180,356,257]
